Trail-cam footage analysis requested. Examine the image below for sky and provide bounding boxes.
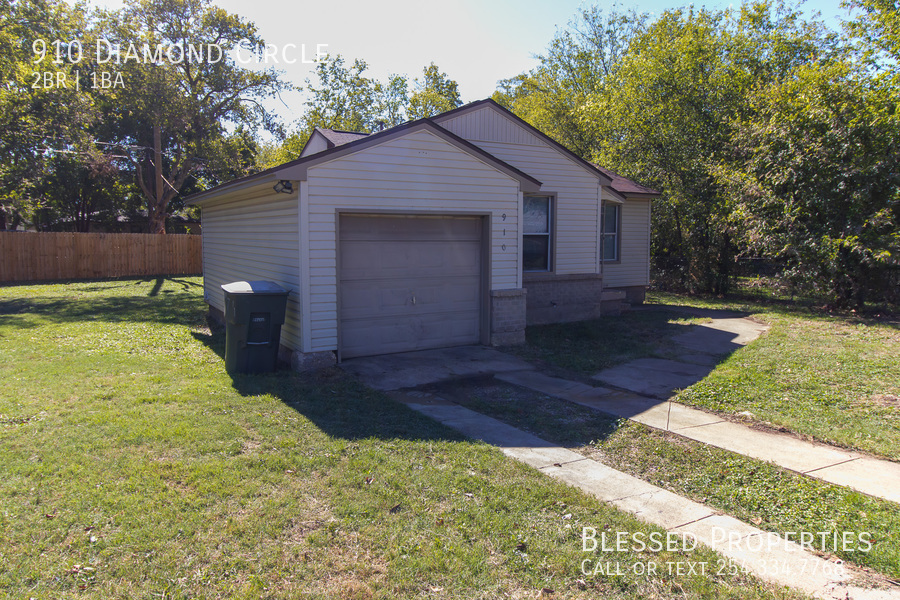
[85,0,854,127]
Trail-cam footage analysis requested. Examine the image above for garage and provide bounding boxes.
[338,213,485,359]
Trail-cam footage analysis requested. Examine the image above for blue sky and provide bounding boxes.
[87,0,853,125]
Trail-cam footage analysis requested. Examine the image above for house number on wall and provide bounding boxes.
[502,244,506,251]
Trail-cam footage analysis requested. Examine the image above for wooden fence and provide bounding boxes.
[0,232,202,282]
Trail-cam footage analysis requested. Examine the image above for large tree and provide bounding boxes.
[0,0,95,229]
[407,62,462,119]
[720,62,900,306]
[97,0,286,233]
[494,6,649,158]
[496,0,839,295]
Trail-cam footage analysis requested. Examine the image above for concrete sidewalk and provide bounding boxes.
[391,390,897,600]
[495,369,900,504]
[494,310,900,506]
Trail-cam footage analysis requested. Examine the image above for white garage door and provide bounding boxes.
[339,214,483,358]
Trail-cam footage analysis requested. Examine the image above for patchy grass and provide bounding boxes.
[506,284,900,461]
[0,278,803,599]
[645,291,900,461]
[431,378,900,582]
[507,310,704,376]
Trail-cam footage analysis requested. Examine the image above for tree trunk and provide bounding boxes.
[148,123,167,234]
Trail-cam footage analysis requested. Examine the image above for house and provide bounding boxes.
[187,99,659,369]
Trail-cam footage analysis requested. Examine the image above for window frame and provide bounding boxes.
[601,202,621,263]
[522,194,555,273]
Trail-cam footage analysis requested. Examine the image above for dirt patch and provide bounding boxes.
[865,394,900,409]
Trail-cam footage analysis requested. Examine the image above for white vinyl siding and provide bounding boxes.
[602,198,651,287]
[438,107,602,275]
[304,129,521,353]
[436,106,546,147]
[300,132,329,157]
[200,190,302,350]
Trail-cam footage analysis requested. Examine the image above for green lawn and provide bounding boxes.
[511,287,900,461]
[0,278,802,599]
[508,309,705,377]
[429,378,900,581]
[649,291,900,461]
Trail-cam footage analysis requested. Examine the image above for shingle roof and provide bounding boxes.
[186,118,543,205]
[315,128,369,148]
[592,164,660,197]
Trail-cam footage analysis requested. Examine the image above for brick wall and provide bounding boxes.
[490,288,527,345]
[523,274,608,325]
[612,285,647,304]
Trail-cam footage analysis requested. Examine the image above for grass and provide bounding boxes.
[429,378,900,582]
[0,277,804,599]
[508,310,704,376]
[647,290,900,461]
[509,284,900,461]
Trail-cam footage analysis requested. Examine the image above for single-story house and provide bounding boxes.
[187,99,659,369]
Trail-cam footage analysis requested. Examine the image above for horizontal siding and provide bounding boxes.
[305,129,521,353]
[201,191,302,351]
[603,198,651,287]
[470,140,601,276]
[300,133,328,157]
[437,106,545,146]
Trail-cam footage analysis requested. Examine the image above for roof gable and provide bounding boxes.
[188,118,542,205]
[432,99,613,186]
[278,120,541,192]
[299,128,370,158]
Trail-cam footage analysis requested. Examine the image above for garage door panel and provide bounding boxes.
[340,240,480,279]
[341,214,481,241]
[341,310,481,357]
[339,214,483,358]
[340,277,480,319]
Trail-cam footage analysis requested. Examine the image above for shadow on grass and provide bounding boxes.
[193,306,754,448]
[191,325,468,444]
[653,287,900,329]
[0,281,207,329]
[423,376,624,449]
[513,306,749,378]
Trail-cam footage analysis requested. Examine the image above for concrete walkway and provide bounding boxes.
[496,369,900,505]
[343,314,900,597]
[492,311,900,505]
[390,390,898,600]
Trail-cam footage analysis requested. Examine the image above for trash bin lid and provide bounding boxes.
[221,280,288,295]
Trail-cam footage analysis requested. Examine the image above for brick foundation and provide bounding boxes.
[523,273,611,325]
[490,288,526,346]
[610,285,647,304]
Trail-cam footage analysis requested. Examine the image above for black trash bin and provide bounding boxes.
[221,281,289,374]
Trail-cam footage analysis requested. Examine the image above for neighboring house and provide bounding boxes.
[187,99,659,369]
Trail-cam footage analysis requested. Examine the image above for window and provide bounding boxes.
[523,195,552,271]
[602,203,619,261]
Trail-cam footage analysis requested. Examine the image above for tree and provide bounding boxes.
[842,0,900,83]
[0,0,96,229]
[720,62,900,306]
[38,148,124,232]
[301,55,388,133]
[493,6,649,158]
[97,0,287,233]
[407,63,461,119]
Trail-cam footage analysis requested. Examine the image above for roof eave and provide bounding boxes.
[185,175,279,206]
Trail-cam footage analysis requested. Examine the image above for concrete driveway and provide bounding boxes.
[339,345,534,391]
